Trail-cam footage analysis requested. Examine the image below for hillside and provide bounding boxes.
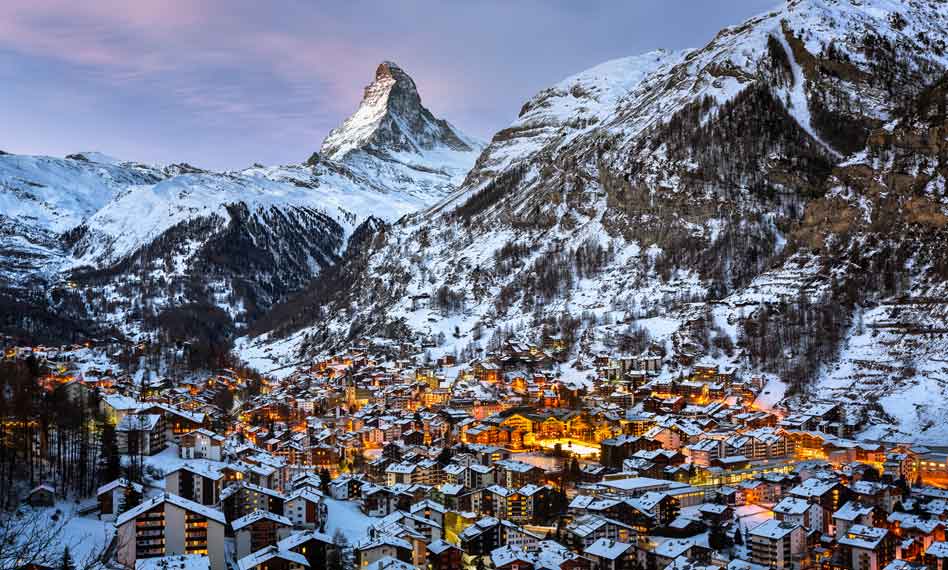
[239,0,948,441]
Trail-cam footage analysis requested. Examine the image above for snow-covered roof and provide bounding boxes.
[236,546,309,570]
[749,519,800,540]
[96,478,143,496]
[117,493,226,526]
[232,510,293,531]
[585,537,633,560]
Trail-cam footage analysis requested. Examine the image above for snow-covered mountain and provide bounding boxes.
[0,62,482,338]
[240,0,948,441]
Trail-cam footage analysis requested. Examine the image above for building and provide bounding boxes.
[179,429,225,461]
[117,414,167,456]
[97,478,145,520]
[748,520,805,570]
[115,494,227,570]
[233,511,294,560]
[166,464,226,506]
[838,525,896,570]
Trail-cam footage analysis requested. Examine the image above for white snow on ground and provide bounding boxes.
[322,498,375,543]
[754,376,788,410]
[16,503,116,565]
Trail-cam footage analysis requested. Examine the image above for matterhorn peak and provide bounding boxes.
[319,60,478,162]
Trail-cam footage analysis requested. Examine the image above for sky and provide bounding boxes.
[0,1,778,171]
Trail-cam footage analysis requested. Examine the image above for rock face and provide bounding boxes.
[321,62,476,160]
[0,62,482,341]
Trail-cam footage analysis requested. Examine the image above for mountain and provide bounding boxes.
[240,0,948,441]
[319,61,483,203]
[0,62,481,342]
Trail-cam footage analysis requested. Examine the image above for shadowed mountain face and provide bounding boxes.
[0,62,482,342]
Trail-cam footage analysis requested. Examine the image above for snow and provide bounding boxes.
[14,503,116,566]
[322,498,375,543]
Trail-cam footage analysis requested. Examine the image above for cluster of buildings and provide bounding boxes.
[6,336,948,570]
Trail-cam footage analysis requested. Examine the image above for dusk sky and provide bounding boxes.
[1,1,778,170]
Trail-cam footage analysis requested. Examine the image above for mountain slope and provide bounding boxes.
[240,0,948,434]
[1,62,481,342]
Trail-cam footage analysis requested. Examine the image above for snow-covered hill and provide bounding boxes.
[1,61,481,336]
[240,0,948,440]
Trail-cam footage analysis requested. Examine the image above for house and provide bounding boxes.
[925,542,948,570]
[276,529,336,570]
[748,520,805,570]
[565,515,635,550]
[100,394,140,424]
[222,482,288,520]
[459,517,542,556]
[26,484,55,507]
[427,539,463,570]
[233,510,294,560]
[355,535,414,567]
[584,538,635,570]
[179,429,225,461]
[117,414,167,455]
[139,403,207,440]
[788,477,849,534]
[235,546,309,570]
[97,478,144,520]
[166,464,226,506]
[284,489,326,530]
[329,475,365,500]
[833,501,877,540]
[115,494,227,570]
[838,525,896,570]
[773,496,822,531]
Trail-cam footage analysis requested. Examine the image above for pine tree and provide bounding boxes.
[734,525,744,546]
[119,484,142,513]
[319,468,331,494]
[100,421,121,483]
[61,546,75,570]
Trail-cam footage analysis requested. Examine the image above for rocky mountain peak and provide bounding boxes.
[319,60,478,162]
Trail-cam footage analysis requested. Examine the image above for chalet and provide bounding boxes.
[235,546,309,570]
[179,429,225,461]
[459,517,542,555]
[355,535,414,568]
[584,538,635,570]
[773,496,823,530]
[276,529,336,569]
[833,501,877,541]
[97,478,144,520]
[233,510,294,560]
[925,542,948,570]
[427,539,463,570]
[139,403,207,440]
[166,464,226,506]
[285,489,326,530]
[565,515,635,550]
[838,525,896,570]
[117,413,167,455]
[222,482,288,520]
[26,483,55,507]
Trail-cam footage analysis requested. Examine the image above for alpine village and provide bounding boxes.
[4,3,948,570]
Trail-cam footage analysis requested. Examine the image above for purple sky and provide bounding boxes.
[1,1,777,170]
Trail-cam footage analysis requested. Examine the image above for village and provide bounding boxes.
[2,334,948,570]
